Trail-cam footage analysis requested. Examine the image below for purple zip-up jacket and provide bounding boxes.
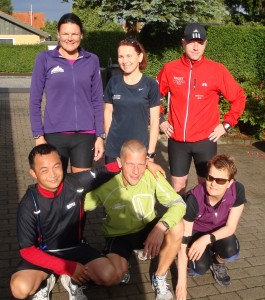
[30,46,104,137]
[189,181,237,232]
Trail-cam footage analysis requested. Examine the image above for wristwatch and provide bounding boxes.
[96,133,106,140]
[222,122,232,133]
[33,135,42,139]
[210,233,216,244]
[161,221,170,231]
[147,152,156,159]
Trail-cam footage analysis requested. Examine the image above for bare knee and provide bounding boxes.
[10,275,31,299]
[171,176,188,194]
[97,265,121,286]
[10,270,47,299]
[167,220,184,242]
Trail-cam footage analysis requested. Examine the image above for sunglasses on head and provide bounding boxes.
[125,37,137,44]
[206,174,230,185]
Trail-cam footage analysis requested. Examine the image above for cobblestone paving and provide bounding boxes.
[0,92,264,299]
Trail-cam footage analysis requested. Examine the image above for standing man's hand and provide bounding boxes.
[94,137,104,161]
[160,121,174,138]
[34,136,47,146]
[208,123,226,142]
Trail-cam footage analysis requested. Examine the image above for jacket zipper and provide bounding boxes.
[71,63,78,131]
[183,61,193,142]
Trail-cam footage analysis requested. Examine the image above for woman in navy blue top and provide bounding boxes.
[104,38,161,163]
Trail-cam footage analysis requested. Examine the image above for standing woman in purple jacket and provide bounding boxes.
[30,13,105,173]
[176,154,246,300]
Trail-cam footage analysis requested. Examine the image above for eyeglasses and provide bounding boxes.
[206,174,230,185]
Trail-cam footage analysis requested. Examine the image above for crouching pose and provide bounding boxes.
[176,154,246,300]
[85,140,186,300]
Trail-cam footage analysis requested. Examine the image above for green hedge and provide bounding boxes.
[1,25,264,84]
[0,44,46,74]
[0,25,264,139]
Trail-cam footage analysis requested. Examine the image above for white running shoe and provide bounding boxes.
[32,274,56,300]
[152,273,173,300]
[133,249,148,261]
[61,274,87,300]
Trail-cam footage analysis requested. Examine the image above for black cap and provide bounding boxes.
[183,23,206,42]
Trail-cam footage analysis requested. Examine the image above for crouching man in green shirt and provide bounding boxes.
[85,139,186,300]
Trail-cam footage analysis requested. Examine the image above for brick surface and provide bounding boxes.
[0,87,265,299]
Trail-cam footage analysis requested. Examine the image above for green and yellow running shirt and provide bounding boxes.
[84,170,186,237]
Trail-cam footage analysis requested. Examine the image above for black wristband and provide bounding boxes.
[147,152,156,159]
[182,236,192,245]
[210,233,216,244]
[159,114,166,125]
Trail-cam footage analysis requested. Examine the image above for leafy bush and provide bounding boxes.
[240,83,265,139]
[0,45,46,74]
[1,25,265,140]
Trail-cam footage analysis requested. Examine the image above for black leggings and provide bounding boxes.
[188,233,240,275]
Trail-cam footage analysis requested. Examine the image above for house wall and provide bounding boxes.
[0,34,41,45]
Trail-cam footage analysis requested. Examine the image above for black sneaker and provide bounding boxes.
[210,262,231,287]
[187,267,199,278]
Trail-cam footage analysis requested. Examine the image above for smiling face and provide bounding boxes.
[182,38,207,61]
[206,166,233,201]
[117,150,147,187]
[29,151,64,192]
[118,45,143,75]
[58,22,83,56]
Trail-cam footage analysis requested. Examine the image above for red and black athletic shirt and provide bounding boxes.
[17,163,120,276]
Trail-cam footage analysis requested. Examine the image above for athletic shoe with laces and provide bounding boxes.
[60,274,87,300]
[32,274,56,300]
[187,267,199,278]
[133,249,148,261]
[120,270,131,285]
[210,262,231,287]
[152,273,173,300]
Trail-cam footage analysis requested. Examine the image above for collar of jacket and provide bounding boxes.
[181,53,205,67]
[49,45,91,59]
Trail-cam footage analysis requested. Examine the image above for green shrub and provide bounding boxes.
[0,44,46,74]
[1,25,265,140]
[240,83,265,139]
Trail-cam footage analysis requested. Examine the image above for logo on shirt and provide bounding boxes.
[90,171,96,178]
[138,88,144,91]
[66,202,76,210]
[51,66,64,74]
[173,77,185,85]
[132,194,155,220]
[112,94,121,100]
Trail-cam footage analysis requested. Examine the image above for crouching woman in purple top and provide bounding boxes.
[176,154,246,300]
[30,13,105,173]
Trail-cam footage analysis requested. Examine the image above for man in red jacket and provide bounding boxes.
[157,23,246,194]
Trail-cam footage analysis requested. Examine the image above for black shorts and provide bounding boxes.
[13,243,104,275]
[103,218,159,261]
[168,138,217,177]
[45,133,96,171]
[188,233,240,275]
